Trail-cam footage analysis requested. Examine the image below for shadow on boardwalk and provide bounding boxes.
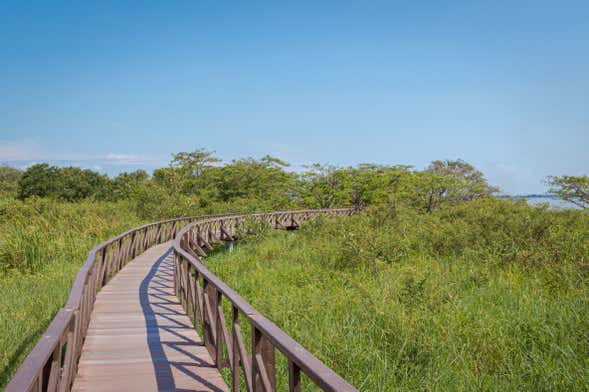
[140,250,225,392]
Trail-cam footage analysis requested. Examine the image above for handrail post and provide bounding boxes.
[231,306,240,392]
[252,327,276,391]
[289,360,301,392]
[7,208,357,392]
[129,231,137,259]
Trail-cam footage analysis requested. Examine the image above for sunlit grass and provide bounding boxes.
[205,201,589,391]
[0,197,145,388]
[0,197,587,391]
[0,262,79,387]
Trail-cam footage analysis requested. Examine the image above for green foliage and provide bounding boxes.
[17,164,109,201]
[311,198,589,270]
[131,183,202,220]
[297,161,497,212]
[0,197,144,387]
[0,166,22,196]
[299,164,348,208]
[426,159,499,201]
[0,197,142,273]
[11,151,505,216]
[547,175,589,209]
[399,159,498,213]
[0,262,80,389]
[17,163,58,199]
[212,156,295,205]
[57,167,109,201]
[206,200,589,391]
[105,169,149,200]
[2,151,587,390]
[298,163,411,208]
[340,164,410,207]
[170,147,222,177]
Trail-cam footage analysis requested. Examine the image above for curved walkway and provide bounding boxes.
[72,243,228,392]
[7,209,356,392]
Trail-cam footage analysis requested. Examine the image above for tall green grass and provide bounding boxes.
[0,195,293,388]
[0,197,144,388]
[1,197,587,390]
[205,198,589,391]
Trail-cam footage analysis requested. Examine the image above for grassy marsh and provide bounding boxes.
[205,199,588,391]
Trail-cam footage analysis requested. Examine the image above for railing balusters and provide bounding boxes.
[288,360,301,392]
[99,248,108,287]
[194,269,204,328]
[233,316,252,391]
[7,209,356,392]
[215,291,223,370]
[252,327,276,392]
[188,266,197,325]
[231,306,240,392]
[202,279,217,358]
[173,208,357,392]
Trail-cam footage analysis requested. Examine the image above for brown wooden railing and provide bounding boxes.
[173,208,357,392]
[6,208,357,392]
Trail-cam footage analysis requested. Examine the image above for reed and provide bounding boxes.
[206,198,588,391]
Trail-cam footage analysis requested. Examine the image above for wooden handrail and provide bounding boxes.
[6,208,357,392]
[6,212,219,392]
[172,208,358,392]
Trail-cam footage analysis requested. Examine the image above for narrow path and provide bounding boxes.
[72,243,228,392]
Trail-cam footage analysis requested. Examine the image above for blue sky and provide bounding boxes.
[1,1,587,194]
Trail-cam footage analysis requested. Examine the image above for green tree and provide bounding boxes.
[171,148,221,177]
[300,164,348,208]
[17,163,59,199]
[339,164,411,207]
[0,166,22,196]
[152,167,183,193]
[17,164,109,201]
[132,183,200,220]
[394,160,497,213]
[213,156,294,206]
[55,167,109,201]
[425,159,498,202]
[546,175,589,209]
[103,170,149,200]
[166,148,223,196]
[399,171,457,213]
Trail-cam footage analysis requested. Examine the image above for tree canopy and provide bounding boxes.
[17,164,109,201]
[546,175,589,209]
[0,166,22,195]
[15,149,584,215]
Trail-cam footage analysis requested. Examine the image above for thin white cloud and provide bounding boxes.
[102,153,167,165]
[0,139,167,166]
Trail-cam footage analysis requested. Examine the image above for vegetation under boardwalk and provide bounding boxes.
[73,243,228,392]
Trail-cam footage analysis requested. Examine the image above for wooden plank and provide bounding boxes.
[9,208,356,392]
[72,243,228,392]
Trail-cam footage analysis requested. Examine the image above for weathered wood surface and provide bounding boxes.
[174,209,358,392]
[72,243,228,392]
[7,208,357,392]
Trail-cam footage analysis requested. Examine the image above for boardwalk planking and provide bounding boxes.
[8,209,357,392]
[72,242,228,392]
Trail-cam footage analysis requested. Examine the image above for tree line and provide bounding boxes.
[1,148,587,213]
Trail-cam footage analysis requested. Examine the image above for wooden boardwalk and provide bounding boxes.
[72,243,228,392]
[7,210,357,392]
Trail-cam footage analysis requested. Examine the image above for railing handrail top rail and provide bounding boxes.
[65,208,351,308]
[172,208,357,391]
[7,207,356,392]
